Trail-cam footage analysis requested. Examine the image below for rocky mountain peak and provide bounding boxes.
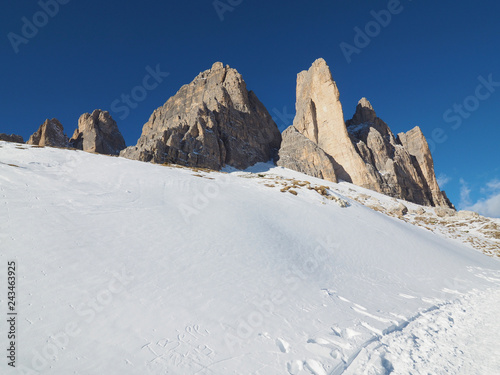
[70,109,126,155]
[27,118,69,147]
[279,58,454,208]
[286,59,382,190]
[211,61,225,71]
[358,97,373,109]
[310,57,329,69]
[121,62,281,170]
[349,97,377,125]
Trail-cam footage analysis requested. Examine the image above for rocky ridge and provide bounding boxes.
[278,58,453,208]
[0,133,24,143]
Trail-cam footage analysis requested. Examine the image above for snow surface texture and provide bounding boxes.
[0,141,499,375]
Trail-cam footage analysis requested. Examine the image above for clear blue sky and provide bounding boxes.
[1,0,499,216]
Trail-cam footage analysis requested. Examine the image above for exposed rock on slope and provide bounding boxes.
[396,127,453,208]
[121,62,282,170]
[348,98,453,208]
[27,119,69,147]
[279,58,453,208]
[70,110,126,155]
[0,133,24,143]
[281,58,381,190]
[278,126,337,182]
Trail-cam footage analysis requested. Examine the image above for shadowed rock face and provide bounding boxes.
[347,98,453,208]
[0,134,24,143]
[277,126,338,182]
[27,119,69,147]
[70,110,126,155]
[279,59,454,208]
[396,126,454,208]
[120,62,282,170]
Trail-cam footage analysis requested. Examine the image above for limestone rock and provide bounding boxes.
[70,110,125,155]
[435,207,456,218]
[397,127,454,208]
[392,203,409,216]
[290,58,381,190]
[348,97,377,125]
[0,134,24,143]
[411,207,426,215]
[27,119,69,147]
[348,98,453,208]
[277,126,337,182]
[278,58,454,209]
[457,210,480,219]
[121,62,281,170]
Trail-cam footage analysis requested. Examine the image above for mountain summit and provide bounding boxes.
[278,58,453,208]
[121,62,282,170]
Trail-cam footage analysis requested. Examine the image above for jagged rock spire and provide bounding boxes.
[287,58,381,190]
[278,58,454,208]
[349,97,377,125]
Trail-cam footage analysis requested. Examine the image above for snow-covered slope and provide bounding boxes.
[1,141,499,375]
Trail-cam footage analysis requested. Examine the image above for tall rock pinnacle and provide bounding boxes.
[280,58,382,190]
[121,62,282,170]
[278,59,454,208]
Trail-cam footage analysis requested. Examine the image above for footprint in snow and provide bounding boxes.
[304,359,327,375]
[287,360,303,374]
[276,338,290,353]
[398,293,417,299]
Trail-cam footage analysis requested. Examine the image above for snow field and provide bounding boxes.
[0,141,499,375]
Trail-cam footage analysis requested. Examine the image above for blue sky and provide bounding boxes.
[1,0,499,216]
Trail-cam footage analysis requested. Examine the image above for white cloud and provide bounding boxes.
[459,178,472,208]
[466,193,500,219]
[462,178,500,219]
[436,174,451,189]
[486,179,500,191]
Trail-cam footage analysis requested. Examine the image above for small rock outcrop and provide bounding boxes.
[0,134,24,143]
[70,110,125,155]
[27,119,69,147]
[279,58,454,208]
[392,203,409,216]
[278,126,337,182]
[121,62,282,170]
